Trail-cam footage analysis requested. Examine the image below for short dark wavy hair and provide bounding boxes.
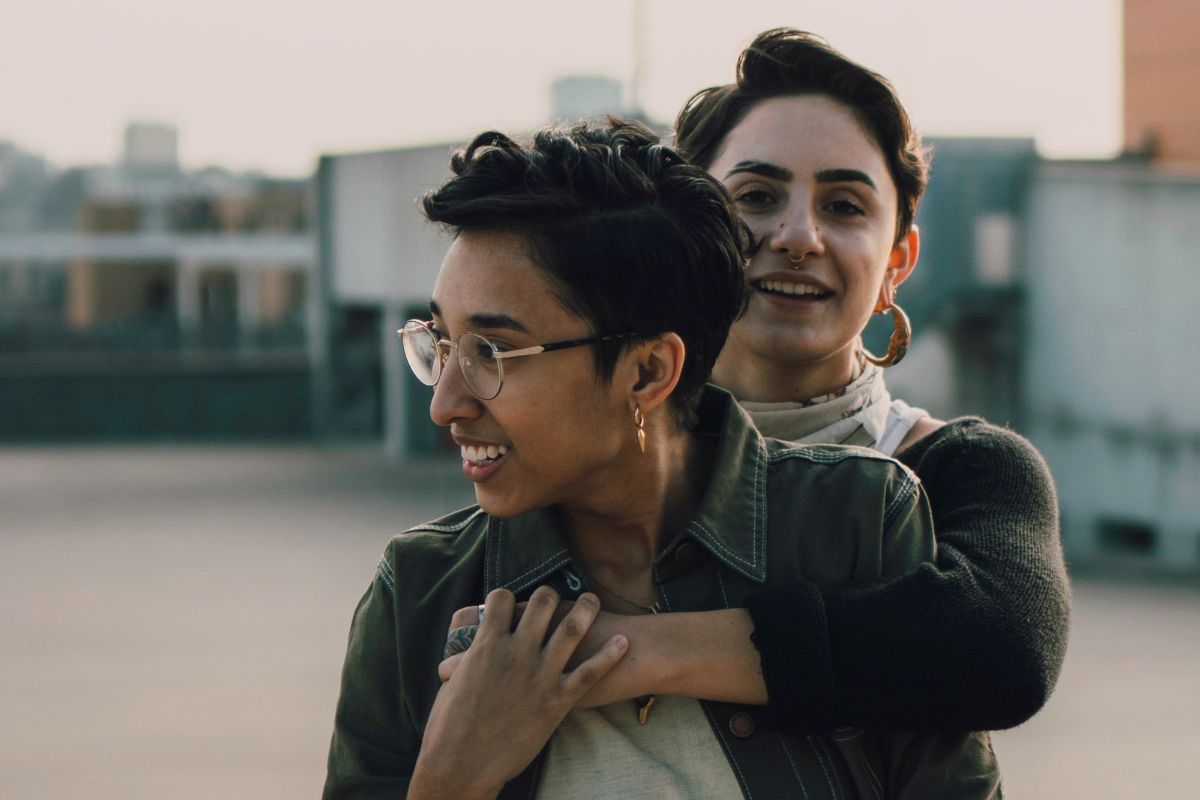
[422,118,749,429]
[674,28,930,244]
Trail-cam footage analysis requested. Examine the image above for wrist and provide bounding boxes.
[410,756,502,800]
[647,609,767,705]
[636,613,684,696]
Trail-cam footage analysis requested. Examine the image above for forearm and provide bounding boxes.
[575,609,767,707]
[409,758,500,800]
[820,554,1066,729]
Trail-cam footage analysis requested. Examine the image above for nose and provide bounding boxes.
[766,201,824,262]
[429,349,483,427]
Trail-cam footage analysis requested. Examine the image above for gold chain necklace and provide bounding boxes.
[568,566,660,724]
[584,571,662,616]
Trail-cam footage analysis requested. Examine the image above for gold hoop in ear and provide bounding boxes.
[633,405,646,454]
[863,303,911,368]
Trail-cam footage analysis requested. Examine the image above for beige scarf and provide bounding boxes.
[738,359,924,455]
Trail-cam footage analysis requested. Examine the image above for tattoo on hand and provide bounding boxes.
[443,624,479,659]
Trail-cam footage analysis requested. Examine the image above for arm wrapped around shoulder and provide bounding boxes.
[750,420,1069,732]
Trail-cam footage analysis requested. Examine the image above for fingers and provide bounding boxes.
[514,585,561,645]
[544,592,600,665]
[562,634,628,700]
[476,588,515,640]
[443,625,478,659]
[448,600,531,640]
[448,604,479,630]
[438,652,464,683]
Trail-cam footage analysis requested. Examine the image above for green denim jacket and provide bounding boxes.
[324,387,1001,799]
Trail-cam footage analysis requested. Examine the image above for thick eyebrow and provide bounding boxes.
[724,160,793,182]
[815,168,877,191]
[467,312,530,333]
[724,161,877,193]
[427,300,530,334]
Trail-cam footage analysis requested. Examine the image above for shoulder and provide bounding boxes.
[760,441,933,584]
[765,440,922,525]
[399,504,488,537]
[902,417,1050,473]
[767,439,918,483]
[900,417,1056,503]
[377,505,489,592]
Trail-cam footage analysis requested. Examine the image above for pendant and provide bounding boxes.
[636,694,656,725]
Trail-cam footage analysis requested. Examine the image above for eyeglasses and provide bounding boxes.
[398,319,643,400]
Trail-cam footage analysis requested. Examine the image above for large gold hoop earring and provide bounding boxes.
[633,405,647,453]
[863,302,911,368]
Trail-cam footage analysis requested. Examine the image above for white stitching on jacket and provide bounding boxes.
[376,558,395,593]
[882,472,919,531]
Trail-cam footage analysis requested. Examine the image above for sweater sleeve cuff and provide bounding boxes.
[746,581,837,733]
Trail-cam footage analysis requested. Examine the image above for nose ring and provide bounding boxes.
[788,253,805,269]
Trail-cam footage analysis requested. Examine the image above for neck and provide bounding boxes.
[561,428,709,584]
[712,341,859,403]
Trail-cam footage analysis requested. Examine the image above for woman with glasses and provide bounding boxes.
[446,30,1068,744]
[323,119,998,798]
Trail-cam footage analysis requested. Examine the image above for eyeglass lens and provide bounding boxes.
[402,322,440,386]
[401,322,503,400]
[456,333,501,399]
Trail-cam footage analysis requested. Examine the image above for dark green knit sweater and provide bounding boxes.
[748,418,1070,732]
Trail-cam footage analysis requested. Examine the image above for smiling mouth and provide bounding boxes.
[461,444,509,466]
[754,280,832,299]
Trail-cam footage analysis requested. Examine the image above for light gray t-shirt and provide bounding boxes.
[535,695,742,800]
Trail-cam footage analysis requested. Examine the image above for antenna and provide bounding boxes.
[630,0,647,119]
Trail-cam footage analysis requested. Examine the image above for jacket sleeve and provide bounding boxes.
[749,421,1070,732]
[881,729,1003,800]
[323,546,420,799]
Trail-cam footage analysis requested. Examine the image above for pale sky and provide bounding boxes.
[4,0,1123,177]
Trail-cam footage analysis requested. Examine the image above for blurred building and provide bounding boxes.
[312,143,458,456]
[885,137,1037,428]
[1004,0,1200,569]
[897,144,1200,570]
[121,121,180,174]
[1021,160,1200,567]
[1124,0,1200,162]
[550,75,625,123]
[0,122,315,439]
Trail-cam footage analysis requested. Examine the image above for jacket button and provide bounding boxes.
[729,711,755,738]
[674,541,703,568]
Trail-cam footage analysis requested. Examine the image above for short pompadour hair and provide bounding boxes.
[422,118,749,428]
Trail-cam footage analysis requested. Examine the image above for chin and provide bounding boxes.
[473,487,533,519]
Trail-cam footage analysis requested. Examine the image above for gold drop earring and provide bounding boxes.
[633,405,646,453]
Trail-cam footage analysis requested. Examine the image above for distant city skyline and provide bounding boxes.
[5,0,1122,176]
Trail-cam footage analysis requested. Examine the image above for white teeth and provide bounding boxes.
[459,443,509,464]
[760,280,825,297]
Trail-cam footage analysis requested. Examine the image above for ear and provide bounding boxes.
[624,333,686,418]
[877,226,920,311]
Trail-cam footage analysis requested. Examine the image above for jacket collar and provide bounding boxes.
[483,385,769,594]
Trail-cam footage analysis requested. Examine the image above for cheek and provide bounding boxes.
[743,216,776,248]
[842,235,892,294]
[504,375,622,455]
